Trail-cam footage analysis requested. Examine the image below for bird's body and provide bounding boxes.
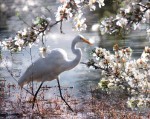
[19,48,79,87]
[18,35,91,87]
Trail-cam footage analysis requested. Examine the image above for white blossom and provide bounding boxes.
[89,0,105,11]
[39,47,47,58]
[55,4,73,21]
[116,17,128,28]
[73,12,87,31]
[92,45,150,109]
[91,24,100,31]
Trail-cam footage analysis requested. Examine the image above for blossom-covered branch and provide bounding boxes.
[0,0,105,52]
[84,44,150,109]
[99,0,150,35]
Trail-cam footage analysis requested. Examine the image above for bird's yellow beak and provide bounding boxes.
[81,37,93,45]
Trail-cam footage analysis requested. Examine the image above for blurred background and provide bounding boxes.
[0,0,149,98]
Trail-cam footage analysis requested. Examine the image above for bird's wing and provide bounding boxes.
[18,48,69,87]
[47,48,69,61]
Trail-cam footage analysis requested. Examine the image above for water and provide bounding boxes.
[0,0,150,118]
[0,0,149,99]
[101,30,150,57]
[0,0,101,98]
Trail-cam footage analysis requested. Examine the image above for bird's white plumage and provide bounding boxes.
[19,49,69,86]
[18,35,91,87]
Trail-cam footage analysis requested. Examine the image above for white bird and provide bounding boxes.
[18,35,92,110]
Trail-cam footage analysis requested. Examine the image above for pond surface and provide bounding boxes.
[0,0,102,102]
[0,0,149,102]
[0,0,149,118]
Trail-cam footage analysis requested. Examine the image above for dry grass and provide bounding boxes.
[0,82,149,119]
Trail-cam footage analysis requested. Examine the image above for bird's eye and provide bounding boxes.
[80,37,84,40]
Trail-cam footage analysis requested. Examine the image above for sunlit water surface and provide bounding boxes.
[0,0,149,118]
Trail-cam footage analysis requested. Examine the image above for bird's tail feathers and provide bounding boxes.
[18,76,26,88]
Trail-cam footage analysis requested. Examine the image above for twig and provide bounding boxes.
[137,3,149,9]
[41,32,45,46]
[18,16,31,28]
[4,58,33,96]
[49,20,64,33]
[80,62,110,72]
[29,48,34,95]
[60,20,63,33]
[44,7,53,17]
[49,20,62,28]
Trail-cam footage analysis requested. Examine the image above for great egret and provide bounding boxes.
[18,35,92,111]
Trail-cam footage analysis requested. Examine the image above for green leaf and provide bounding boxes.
[34,17,45,25]
[16,12,20,17]
[34,17,40,25]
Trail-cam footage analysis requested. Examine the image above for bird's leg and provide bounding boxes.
[56,77,73,112]
[32,82,44,109]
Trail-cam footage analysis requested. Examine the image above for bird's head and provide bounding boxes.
[76,35,93,45]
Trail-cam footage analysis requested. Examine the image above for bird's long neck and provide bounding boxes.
[65,39,82,70]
